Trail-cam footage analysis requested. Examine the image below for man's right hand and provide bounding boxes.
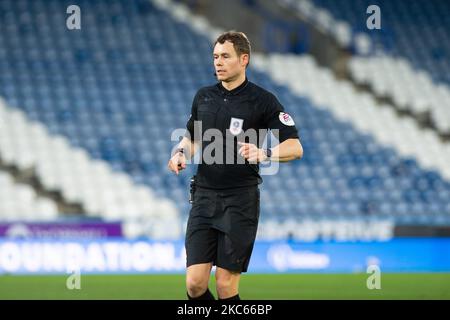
[167,151,187,175]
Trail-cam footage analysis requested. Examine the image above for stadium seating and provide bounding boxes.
[0,0,449,241]
[0,171,58,221]
[348,55,450,134]
[255,53,450,227]
[279,0,450,135]
[308,0,450,85]
[0,98,180,238]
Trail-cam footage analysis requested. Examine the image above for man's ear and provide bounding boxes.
[241,54,249,68]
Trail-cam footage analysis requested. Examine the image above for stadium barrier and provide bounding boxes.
[0,238,449,274]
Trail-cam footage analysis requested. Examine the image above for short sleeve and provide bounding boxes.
[185,91,200,141]
[263,93,299,143]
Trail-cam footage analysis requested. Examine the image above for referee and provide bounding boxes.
[168,31,303,300]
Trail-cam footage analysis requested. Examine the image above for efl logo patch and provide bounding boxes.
[279,112,295,126]
[229,117,244,136]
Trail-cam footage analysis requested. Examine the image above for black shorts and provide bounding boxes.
[185,185,260,273]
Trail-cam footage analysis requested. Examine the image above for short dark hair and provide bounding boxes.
[214,31,251,67]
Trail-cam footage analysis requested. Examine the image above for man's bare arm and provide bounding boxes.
[167,137,199,175]
[176,136,199,160]
[267,138,303,162]
[238,138,303,163]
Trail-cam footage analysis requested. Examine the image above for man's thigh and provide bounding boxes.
[185,187,220,267]
[185,227,219,267]
[216,187,260,272]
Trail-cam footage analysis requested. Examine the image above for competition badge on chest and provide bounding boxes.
[229,117,244,136]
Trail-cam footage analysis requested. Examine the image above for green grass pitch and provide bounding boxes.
[0,273,449,300]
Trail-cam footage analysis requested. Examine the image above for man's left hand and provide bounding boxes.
[238,142,267,163]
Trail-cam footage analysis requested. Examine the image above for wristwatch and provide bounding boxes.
[264,148,272,160]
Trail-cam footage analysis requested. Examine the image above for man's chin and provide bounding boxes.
[218,76,233,82]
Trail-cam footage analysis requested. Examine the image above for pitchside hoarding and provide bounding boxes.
[0,222,122,238]
[0,238,449,274]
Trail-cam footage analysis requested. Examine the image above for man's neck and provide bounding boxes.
[221,73,246,91]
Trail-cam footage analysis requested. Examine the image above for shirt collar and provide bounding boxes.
[217,77,249,96]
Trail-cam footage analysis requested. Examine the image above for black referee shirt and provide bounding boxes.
[185,78,299,189]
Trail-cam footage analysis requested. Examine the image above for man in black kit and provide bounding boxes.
[168,31,303,300]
